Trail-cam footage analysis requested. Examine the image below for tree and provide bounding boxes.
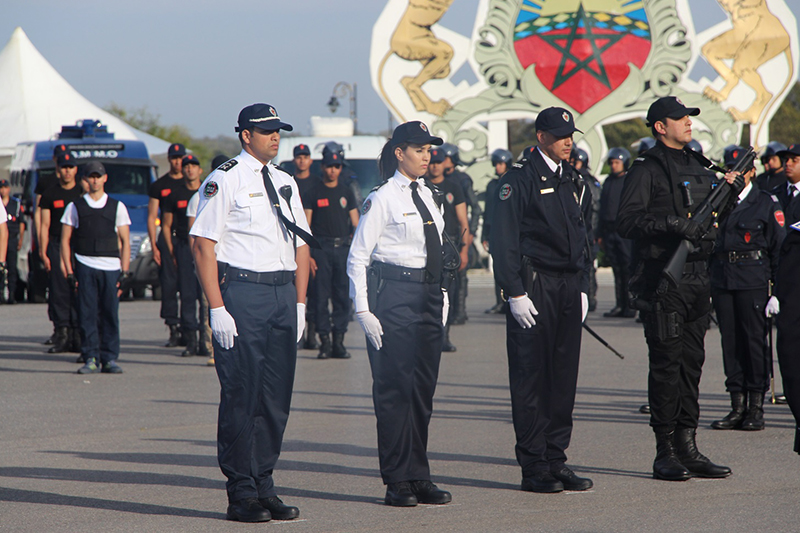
[769,82,800,145]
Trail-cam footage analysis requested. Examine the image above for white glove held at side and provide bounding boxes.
[581,292,589,323]
[766,296,780,317]
[442,290,450,327]
[210,306,238,350]
[357,311,384,350]
[509,294,539,329]
[296,303,306,343]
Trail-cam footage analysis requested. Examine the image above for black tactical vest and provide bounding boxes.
[73,196,120,258]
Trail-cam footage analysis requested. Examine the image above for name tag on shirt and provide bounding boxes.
[249,192,264,198]
[403,212,418,217]
[540,188,555,195]
[317,198,330,207]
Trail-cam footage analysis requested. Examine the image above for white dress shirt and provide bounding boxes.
[347,170,445,313]
[190,149,310,272]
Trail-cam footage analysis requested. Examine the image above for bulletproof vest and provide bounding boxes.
[73,196,120,257]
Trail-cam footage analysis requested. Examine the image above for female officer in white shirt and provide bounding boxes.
[347,121,451,507]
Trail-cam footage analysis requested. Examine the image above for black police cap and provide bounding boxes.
[182,154,201,166]
[83,161,106,176]
[53,144,69,157]
[236,103,293,133]
[293,144,311,157]
[646,96,699,127]
[430,147,446,164]
[535,107,582,137]
[56,152,77,167]
[776,143,800,159]
[168,143,186,158]
[321,150,343,166]
[0,179,10,187]
[390,121,443,148]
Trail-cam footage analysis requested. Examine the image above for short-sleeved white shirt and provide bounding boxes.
[0,201,7,225]
[190,149,311,272]
[61,193,132,271]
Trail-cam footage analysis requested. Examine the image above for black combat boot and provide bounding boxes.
[304,321,319,350]
[181,331,198,357]
[69,327,82,353]
[165,324,180,347]
[710,391,746,430]
[442,323,456,352]
[653,430,691,481]
[331,332,351,359]
[48,327,70,354]
[318,334,332,359]
[740,391,765,431]
[674,427,731,478]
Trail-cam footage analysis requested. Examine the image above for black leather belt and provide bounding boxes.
[319,236,350,247]
[222,264,294,285]
[715,250,764,263]
[522,256,580,278]
[372,261,439,284]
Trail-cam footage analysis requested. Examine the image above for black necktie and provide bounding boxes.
[410,181,442,279]
[261,166,320,249]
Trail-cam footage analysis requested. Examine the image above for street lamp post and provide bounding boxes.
[327,82,358,135]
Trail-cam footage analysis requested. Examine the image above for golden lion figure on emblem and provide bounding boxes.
[702,0,793,125]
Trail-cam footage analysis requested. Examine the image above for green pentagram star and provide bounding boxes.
[538,3,625,90]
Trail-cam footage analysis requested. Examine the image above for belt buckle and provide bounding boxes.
[401,269,412,279]
[728,251,737,263]
[237,270,249,280]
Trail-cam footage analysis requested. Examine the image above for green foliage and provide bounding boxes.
[769,82,800,145]
[603,118,650,154]
[507,119,536,159]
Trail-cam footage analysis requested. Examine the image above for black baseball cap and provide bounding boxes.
[0,179,9,187]
[646,96,700,127]
[429,147,446,164]
[168,143,186,158]
[53,144,69,157]
[535,107,582,137]
[182,154,201,166]
[236,103,293,133]
[56,152,77,167]
[293,144,311,157]
[83,161,106,176]
[390,121,443,147]
[776,143,800,159]
[321,150,343,166]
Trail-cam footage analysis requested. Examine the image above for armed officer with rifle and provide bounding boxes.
[617,96,744,482]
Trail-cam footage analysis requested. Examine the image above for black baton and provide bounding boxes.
[582,322,625,360]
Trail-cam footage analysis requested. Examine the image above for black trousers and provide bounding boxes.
[776,244,800,427]
[639,265,711,431]
[604,231,632,309]
[712,287,769,393]
[174,237,199,332]
[75,262,120,364]
[157,231,179,326]
[311,241,350,335]
[47,241,77,328]
[367,278,444,484]
[215,278,297,502]
[4,236,19,302]
[506,270,582,476]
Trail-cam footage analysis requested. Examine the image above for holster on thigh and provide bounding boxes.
[644,309,681,342]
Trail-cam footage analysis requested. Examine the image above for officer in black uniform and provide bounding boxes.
[1,179,25,303]
[441,143,479,324]
[617,96,740,481]
[491,107,594,494]
[291,143,319,201]
[709,146,785,431]
[0,199,7,299]
[483,149,512,314]
[147,143,185,347]
[756,141,788,193]
[162,154,203,357]
[323,142,365,210]
[773,143,800,454]
[426,146,469,351]
[569,147,601,312]
[192,104,311,522]
[303,149,359,359]
[39,152,82,354]
[599,148,636,318]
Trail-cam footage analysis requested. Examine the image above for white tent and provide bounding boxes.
[0,27,170,158]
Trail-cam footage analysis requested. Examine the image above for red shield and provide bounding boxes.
[744,231,751,243]
[514,3,651,113]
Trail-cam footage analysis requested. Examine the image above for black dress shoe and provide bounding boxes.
[603,306,623,317]
[259,496,299,520]
[410,480,451,504]
[639,404,651,414]
[226,498,271,522]
[521,471,564,493]
[385,482,418,506]
[551,466,593,491]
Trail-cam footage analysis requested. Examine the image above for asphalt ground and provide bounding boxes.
[1,268,798,532]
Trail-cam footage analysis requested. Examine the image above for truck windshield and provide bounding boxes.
[101,163,154,195]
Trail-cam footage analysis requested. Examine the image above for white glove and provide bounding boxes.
[442,290,450,326]
[766,296,780,317]
[509,294,538,328]
[296,303,306,343]
[357,311,384,350]
[581,292,589,323]
[210,306,238,350]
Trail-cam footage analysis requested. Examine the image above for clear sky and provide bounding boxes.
[3,0,799,139]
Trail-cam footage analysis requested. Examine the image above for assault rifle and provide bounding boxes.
[661,146,755,289]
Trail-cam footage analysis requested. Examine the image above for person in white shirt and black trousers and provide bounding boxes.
[347,121,452,507]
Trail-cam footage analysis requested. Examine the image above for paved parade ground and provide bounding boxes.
[1,269,798,532]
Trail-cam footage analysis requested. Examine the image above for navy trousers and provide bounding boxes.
[311,241,350,335]
[174,237,199,332]
[157,231,179,326]
[75,261,120,363]
[215,278,297,502]
[47,241,78,328]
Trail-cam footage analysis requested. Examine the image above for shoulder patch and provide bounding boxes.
[203,181,219,198]
[362,198,372,215]
[217,159,238,172]
[775,210,785,227]
[499,183,512,201]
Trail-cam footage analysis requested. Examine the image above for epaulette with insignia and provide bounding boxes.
[217,159,238,172]
[770,194,780,203]
[512,162,523,169]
